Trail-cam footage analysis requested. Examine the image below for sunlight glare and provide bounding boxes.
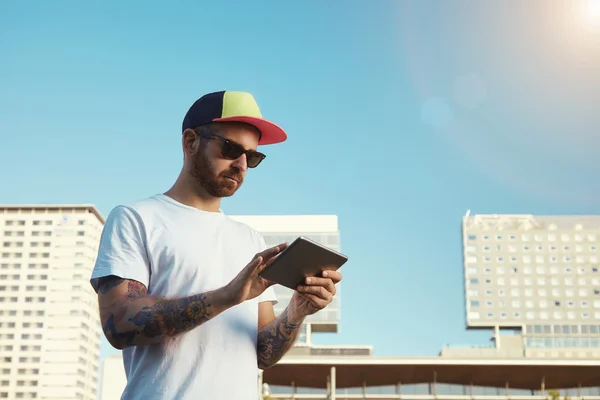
[586,0,600,25]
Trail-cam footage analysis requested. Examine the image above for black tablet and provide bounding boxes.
[259,236,348,290]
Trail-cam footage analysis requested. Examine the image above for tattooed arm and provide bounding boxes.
[97,275,235,349]
[96,243,289,350]
[256,304,305,369]
[257,270,344,369]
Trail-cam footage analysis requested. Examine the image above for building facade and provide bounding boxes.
[0,205,104,400]
[457,212,600,359]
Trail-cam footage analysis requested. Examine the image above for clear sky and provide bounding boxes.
[2,0,600,359]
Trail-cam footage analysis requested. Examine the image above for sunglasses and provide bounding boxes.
[197,132,266,168]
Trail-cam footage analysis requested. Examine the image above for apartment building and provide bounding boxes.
[454,212,600,359]
[0,205,104,400]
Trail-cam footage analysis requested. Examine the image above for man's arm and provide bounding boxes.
[257,302,305,369]
[98,275,235,349]
[96,243,288,350]
[257,270,344,369]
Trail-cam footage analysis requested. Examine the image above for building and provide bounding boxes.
[98,355,126,400]
[0,205,104,400]
[453,212,600,359]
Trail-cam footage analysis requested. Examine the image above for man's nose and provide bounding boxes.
[231,153,248,172]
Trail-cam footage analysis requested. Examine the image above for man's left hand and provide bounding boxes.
[289,270,343,319]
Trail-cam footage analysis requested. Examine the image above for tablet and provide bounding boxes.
[259,236,348,290]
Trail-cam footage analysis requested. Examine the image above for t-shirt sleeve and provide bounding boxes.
[255,234,278,305]
[90,205,150,293]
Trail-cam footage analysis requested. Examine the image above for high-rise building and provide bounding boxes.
[456,211,600,359]
[0,205,104,400]
[230,215,342,346]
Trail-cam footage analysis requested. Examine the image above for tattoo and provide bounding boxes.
[103,314,137,346]
[97,276,125,294]
[127,280,147,299]
[128,294,212,338]
[257,309,301,369]
[98,275,225,349]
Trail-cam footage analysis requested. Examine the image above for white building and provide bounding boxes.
[455,212,600,359]
[0,205,104,400]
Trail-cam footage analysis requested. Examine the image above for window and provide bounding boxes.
[526,300,534,308]
[527,312,535,320]
[536,255,544,263]
[536,266,546,274]
[553,311,563,319]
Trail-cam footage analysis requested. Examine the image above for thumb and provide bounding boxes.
[263,278,276,288]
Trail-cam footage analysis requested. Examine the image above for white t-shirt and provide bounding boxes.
[90,194,277,400]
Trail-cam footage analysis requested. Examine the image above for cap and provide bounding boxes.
[181,90,287,145]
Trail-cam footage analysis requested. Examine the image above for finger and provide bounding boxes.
[259,242,288,262]
[296,285,333,302]
[322,270,342,283]
[260,277,276,288]
[303,277,336,296]
[249,256,263,273]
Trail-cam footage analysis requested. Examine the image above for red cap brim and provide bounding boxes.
[212,116,287,145]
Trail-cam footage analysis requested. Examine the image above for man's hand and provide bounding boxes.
[224,242,288,305]
[288,269,342,320]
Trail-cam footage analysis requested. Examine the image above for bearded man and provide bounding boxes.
[90,91,342,399]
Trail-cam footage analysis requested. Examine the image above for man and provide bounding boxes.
[90,90,342,399]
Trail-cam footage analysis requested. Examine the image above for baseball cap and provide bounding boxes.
[182,90,287,145]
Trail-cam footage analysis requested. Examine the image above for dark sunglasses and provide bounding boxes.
[197,132,266,168]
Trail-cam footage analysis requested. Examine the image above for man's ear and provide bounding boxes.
[182,129,199,156]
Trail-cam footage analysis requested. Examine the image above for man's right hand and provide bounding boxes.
[224,242,289,305]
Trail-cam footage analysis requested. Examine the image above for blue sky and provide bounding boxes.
[2,0,600,359]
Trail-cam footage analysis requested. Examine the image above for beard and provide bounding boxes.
[190,148,244,198]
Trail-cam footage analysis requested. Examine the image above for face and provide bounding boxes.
[185,122,261,198]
